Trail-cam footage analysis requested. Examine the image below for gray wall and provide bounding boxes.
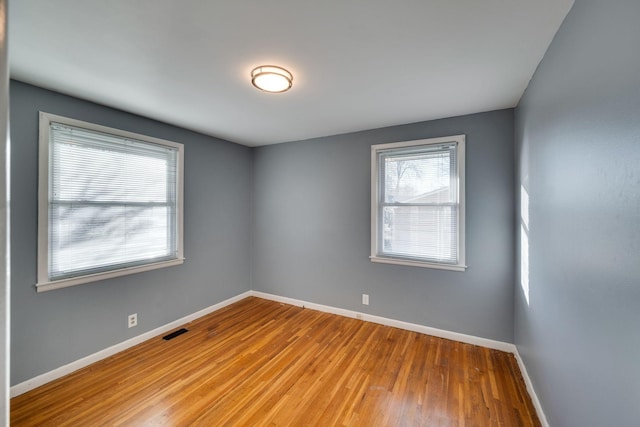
[10,81,253,384]
[514,1,640,426]
[253,110,515,342]
[1,0,9,421]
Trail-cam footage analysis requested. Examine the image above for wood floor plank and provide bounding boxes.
[11,297,540,426]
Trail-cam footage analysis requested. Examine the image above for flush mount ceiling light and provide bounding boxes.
[251,65,293,93]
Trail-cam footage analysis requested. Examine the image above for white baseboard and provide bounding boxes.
[514,348,549,427]
[10,291,252,398]
[249,290,516,353]
[11,289,548,427]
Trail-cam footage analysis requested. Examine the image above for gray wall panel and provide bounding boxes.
[10,81,253,384]
[254,110,515,342]
[1,0,10,421]
[515,1,640,425]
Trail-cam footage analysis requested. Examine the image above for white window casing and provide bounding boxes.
[371,135,466,271]
[37,112,184,292]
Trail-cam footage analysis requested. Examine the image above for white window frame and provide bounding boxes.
[37,112,185,292]
[370,135,466,271]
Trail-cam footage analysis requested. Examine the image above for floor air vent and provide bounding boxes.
[163,328,188,340]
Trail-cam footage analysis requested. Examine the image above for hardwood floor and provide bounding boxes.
[11,297,540,426]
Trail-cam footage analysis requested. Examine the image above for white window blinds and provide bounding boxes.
[37,112,184,291]
[371,135,465,270]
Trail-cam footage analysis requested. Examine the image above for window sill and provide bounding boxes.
[36,258,185,293]
[369,255,466,271]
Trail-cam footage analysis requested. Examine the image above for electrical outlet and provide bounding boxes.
[362,294,369,305]
[128,313,138,328]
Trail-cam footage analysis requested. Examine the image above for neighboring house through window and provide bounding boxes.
[37,112,184,292]
[370,135,466,271]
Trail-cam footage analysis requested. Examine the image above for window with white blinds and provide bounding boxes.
[37,112,184,292]
[371,135,466,271]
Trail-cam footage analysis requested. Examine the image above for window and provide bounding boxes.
[37,112,184,292]
[370,135,466,270]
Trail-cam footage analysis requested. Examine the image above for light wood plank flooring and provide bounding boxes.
[11,297,540,426]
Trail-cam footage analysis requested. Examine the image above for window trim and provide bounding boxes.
[37,112,185,292]
[370,135,466,271]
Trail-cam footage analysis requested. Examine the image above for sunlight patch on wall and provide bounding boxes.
[520,185,530,306]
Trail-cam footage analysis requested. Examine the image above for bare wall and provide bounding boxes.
[253,110,515,342]
[10,81,253,384]
[0,0,10,420]
[514,0,640,425]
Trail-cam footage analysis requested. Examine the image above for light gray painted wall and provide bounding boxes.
[10,81,253,384]
[1,0,9,421]
[253,110,515,342]
[514,1,640,426]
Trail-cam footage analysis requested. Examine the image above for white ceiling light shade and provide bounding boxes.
[251,65,293,93]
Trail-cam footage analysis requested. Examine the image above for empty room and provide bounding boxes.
[1,0,639,425]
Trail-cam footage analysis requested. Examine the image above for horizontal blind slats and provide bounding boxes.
[382,206,457,263]
[48,122,179,280]
[378,141,459,264]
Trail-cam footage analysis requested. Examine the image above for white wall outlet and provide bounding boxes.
[362,294,369,305]
[128,313,138,328]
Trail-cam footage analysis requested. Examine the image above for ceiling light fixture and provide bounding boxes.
[251,65,293,93]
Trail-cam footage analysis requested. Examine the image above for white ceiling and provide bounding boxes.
[9,0,574,147]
